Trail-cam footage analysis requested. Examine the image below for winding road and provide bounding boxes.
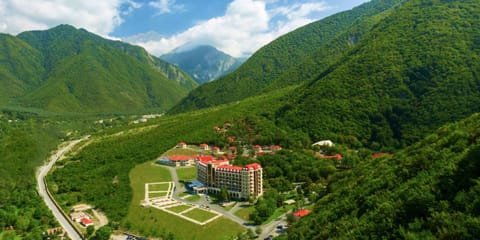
[36,136,90,240]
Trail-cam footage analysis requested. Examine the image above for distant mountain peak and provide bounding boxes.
[161,45,244,84]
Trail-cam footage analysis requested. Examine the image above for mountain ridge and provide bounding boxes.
[161,45,243,84]
[0,24,198,113]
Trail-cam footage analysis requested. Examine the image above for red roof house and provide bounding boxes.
[177,142,187,149]
[199,143,210,151]
[293,209,311,218]
[80,218,93,227]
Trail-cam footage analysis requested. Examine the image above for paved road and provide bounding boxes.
[37,136,90,240]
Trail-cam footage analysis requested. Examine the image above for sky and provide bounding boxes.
[0,0,369,58]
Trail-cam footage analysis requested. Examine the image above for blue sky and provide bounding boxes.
[0,0,369,57]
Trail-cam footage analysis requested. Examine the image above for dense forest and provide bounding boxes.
[170,0,403,113]
[0,111,61,239]
[283,112,480,239]
[278,0,480,150]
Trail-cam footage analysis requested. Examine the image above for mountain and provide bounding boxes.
[0,24,197,113]
[285,112,480,239]
[161,45,243,84]
[277,0,480,148]
[170,0,404,113]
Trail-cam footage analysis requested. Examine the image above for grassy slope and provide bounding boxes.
[124,151,245,239]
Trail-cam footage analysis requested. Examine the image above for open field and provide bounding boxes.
[176,167,197,181]
[148,183,170,191]
[126,161,245,239]
[165,205,193,213]
[148,192,168,198]
[183,208,219,222]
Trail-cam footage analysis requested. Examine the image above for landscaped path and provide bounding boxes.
[36,136,90,240]
[164,166,253,229]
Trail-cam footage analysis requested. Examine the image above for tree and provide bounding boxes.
[219,187,230,202]
[86,225,95,237]
[93,226,111,240]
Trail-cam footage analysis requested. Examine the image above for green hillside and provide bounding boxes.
[170,0,404,113]
[278,0,480,148]
[0,34,45,104]
[0,25,197,113]
[284,112,480,240]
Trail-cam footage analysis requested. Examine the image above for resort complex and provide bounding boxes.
[196,156,263,199]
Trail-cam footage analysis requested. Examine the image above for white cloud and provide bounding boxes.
[126,0,331,58]
[148,0,185,15]
[0,0,139,36]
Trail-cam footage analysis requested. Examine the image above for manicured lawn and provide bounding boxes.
[148,183,170,191]
[234,205,255,221]
[165,204,193,213]
[186,194,200,202]
[176,167,197,181]
[148,192,168,198]
[182,208,219,222]
[179,191,189,197]
[126,161,245,240]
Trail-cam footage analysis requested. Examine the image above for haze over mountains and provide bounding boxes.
[161,45,244,84]
[0,25,197,113]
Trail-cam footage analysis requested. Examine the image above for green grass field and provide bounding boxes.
[148,192,168,198]
[176,167,197,181]
[126,161,245,239]
[234,205,255,221]
[165,204,193,213]
[186,195,201,202]
[182,208,219,222]
[148,183,170,191]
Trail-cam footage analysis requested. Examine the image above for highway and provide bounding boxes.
[36,136,89,240]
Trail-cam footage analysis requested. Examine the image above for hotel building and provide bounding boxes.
[196,156,263,199]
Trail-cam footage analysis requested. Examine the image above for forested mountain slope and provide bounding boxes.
[278,0,480,148]
[284,112,480,239]
[0,25,197,113]
[170,0,404,113]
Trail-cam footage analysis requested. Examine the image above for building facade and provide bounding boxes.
[197,157,263,199]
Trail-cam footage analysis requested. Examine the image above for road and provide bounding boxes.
[37,136,90,240]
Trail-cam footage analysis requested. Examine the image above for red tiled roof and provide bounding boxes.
[270,145,282,150]
[318,154,343,160]
[199,143,208,147]
[213,146,220,150]
[293,209,311,217]
[371,153,394,159]
[178,142,186,145]
[245,163,261,170]
[81,218,93,225]
[169,155,192,161]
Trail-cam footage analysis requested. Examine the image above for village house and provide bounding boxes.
[177,142,187,149]
[199,143,210,151]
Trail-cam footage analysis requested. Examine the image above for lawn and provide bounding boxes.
[186,195,201,202]
[263,205,296,224]
[234,205,255,221]
[165,204,193,213]
[176,167,197,181]
[182,208,219,222]
[148,183,170,191]
[125,161,245,240]
[148,192,168,198]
